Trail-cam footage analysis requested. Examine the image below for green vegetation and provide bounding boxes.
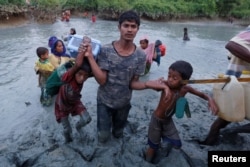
[0,0,250,20]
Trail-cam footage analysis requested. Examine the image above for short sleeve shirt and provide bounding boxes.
[97,42,146,109]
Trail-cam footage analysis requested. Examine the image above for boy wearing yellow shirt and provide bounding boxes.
[34,47,55,105]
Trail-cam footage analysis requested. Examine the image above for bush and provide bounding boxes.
[232,9,250,19]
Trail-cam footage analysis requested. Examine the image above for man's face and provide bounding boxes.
[119,20,139,41]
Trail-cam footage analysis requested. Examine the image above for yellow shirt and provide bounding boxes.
[34,59,55,73]
[34,59,55,87]
[48,53,74,69]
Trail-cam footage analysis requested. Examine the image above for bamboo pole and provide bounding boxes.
[182,77,250,84]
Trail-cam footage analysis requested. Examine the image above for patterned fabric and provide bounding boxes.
[226,54,250,77]
[45,61,74,96]
[55,70,85,122]
[97,42,146,109]
[230,28,250,52]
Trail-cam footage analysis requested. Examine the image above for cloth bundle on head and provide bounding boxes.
[225,26,250,63]
[140,35,149,41]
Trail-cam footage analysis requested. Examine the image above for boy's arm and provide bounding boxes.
[130,76,171,101]
[130,76,167,90]
[185,86,218,115]
[63,47,86,80]
[83,42,107,85]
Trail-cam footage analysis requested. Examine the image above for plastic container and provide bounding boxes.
[213,75,245,122]
[67,34,101,58]
[240,70,250,120]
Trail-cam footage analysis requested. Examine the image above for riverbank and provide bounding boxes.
[0,15,30,28]
[0,13,248,30]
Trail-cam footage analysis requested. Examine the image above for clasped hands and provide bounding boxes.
[78,36,92,56]
[76,36,93,66]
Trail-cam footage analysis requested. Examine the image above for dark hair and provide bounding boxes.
[80,59,92,73]
[36,47,48,58]
[118,10,140,26]
[70,28,76,35]
[155,40,162,47]
[169,60,193,80]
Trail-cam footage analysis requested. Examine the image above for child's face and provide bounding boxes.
[40,51,49,61]
[167,69,183,89]
[55,41,64,53]
[75,70,89,84]
[140,40,148,49]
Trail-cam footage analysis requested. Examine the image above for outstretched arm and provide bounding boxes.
[184,86,218,115]
[130,76,168,90]
[130,76,171,101]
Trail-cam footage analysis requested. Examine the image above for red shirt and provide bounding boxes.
[55,71,86,122]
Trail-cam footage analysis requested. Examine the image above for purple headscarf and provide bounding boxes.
[49,36,70,57]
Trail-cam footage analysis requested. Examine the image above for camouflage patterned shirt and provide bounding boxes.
[97,42,146,109]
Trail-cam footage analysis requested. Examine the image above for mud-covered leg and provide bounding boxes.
[61,117,73,143]
[76,111,92,131]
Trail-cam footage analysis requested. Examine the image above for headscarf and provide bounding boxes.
[51,39,70,57]
[140,35,149,41]
[48,36,58,48]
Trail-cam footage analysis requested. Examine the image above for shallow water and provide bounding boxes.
[0,17,244,136]
[0,17,247,166]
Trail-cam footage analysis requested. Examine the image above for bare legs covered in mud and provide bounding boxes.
[61,111,92,143]
[145,142,173,163]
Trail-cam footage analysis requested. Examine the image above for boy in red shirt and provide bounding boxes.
[55,37,92,143]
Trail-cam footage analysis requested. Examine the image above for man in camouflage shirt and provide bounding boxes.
[83,10,169,143]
